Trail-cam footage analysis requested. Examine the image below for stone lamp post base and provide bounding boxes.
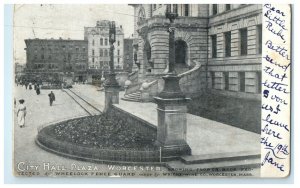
[104,73,120,113]
[154,96,191,161]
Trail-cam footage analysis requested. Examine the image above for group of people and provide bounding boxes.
[17,81,41,95]
[16,82,56,128]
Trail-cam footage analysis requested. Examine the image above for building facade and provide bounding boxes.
[25,38,88,82]
[84,20,124,71]
[129,4,262,100]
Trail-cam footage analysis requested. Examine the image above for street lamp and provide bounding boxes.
[103,21,120,112]
[157,4,184,99]
[104,21,119,86]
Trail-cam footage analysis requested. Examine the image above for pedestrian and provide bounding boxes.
[17,99,26,128]
[48,91,55,106]
[36,85,40,95]
[25,82,28,90]
[29,83,32,90]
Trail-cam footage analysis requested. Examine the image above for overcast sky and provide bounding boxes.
[13,4,135,64]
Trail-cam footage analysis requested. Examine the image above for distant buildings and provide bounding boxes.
[84,20,124,70]
[24,38,88,82]
[14,63,26,80]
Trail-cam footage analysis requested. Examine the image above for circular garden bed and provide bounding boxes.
[36,110,160,163]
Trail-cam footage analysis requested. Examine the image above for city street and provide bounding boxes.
[13,84,97,176]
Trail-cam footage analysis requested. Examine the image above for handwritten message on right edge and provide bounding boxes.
[261,4,291,177]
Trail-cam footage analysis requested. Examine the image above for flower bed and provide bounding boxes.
[36,110,160,162]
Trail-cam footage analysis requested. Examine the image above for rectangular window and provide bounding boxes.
[92,49,94,56]
[117,49,120,56]
[212,4,218,15]
[240,28,248,55]
[100,38,103,46]
[257,25,262,54]
[184,4,189,16]
[153,4,156,10]
[100,49,103,57]
[105,39,108,46]
[239,72,245,92]
[92,58,94,63]
[92,40,95,46]
[76,47,79,52]
[118,41,120,46]
[224,72,229,90]
[83,47,86,52]
[173,4,178,13]
[256,71,262,93]
[211,35,217,58]
[224,31,231,57]
[225,4,231,11]
[211,72,215,89]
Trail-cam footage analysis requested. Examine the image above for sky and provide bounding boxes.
[12,4,135,64]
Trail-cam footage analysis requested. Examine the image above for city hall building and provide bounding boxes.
[126,4,262,101]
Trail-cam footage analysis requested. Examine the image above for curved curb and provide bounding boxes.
[35,137,163,166]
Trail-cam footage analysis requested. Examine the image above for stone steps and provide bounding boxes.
[166,158,261,173]
[180,150,260,164]
[121,91,142,102]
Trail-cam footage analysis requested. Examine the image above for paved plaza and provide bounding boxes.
[13,84,260,176]
[71,84,260,156]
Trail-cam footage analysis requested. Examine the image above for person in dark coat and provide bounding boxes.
[48,91,55,106]
[36,85,40,95]
[28,83,32,90]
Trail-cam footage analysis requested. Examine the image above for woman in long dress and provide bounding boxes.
[17,99,27,128]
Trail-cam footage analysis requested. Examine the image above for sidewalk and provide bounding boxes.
[71,84,260,156]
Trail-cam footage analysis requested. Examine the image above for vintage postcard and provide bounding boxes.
[11,3,291,178]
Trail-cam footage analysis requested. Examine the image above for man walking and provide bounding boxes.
[48,91,55,106]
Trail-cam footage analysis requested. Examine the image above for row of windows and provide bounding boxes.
[35,47,86,53]
[91,49,121,57]
[92,39,121,46]
[212,4,246,15]
[210,25,262,58]
[91,57,121,63]
[165,4,189,16]
[33,54,87,61]
[211,71,261,93]
[152,4,162,10]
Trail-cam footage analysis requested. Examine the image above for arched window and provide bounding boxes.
[175,40,188,65]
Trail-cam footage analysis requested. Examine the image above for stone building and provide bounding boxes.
[125,4,262,101]
[24,38,88,82]
[84,20,124,71]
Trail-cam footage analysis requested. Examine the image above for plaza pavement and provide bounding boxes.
[13,84,260,177]
[70,84,261,156]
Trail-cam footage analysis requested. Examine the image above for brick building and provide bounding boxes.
[84,20,124,71]
[25,38,88,82]
[127,4,262,101]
